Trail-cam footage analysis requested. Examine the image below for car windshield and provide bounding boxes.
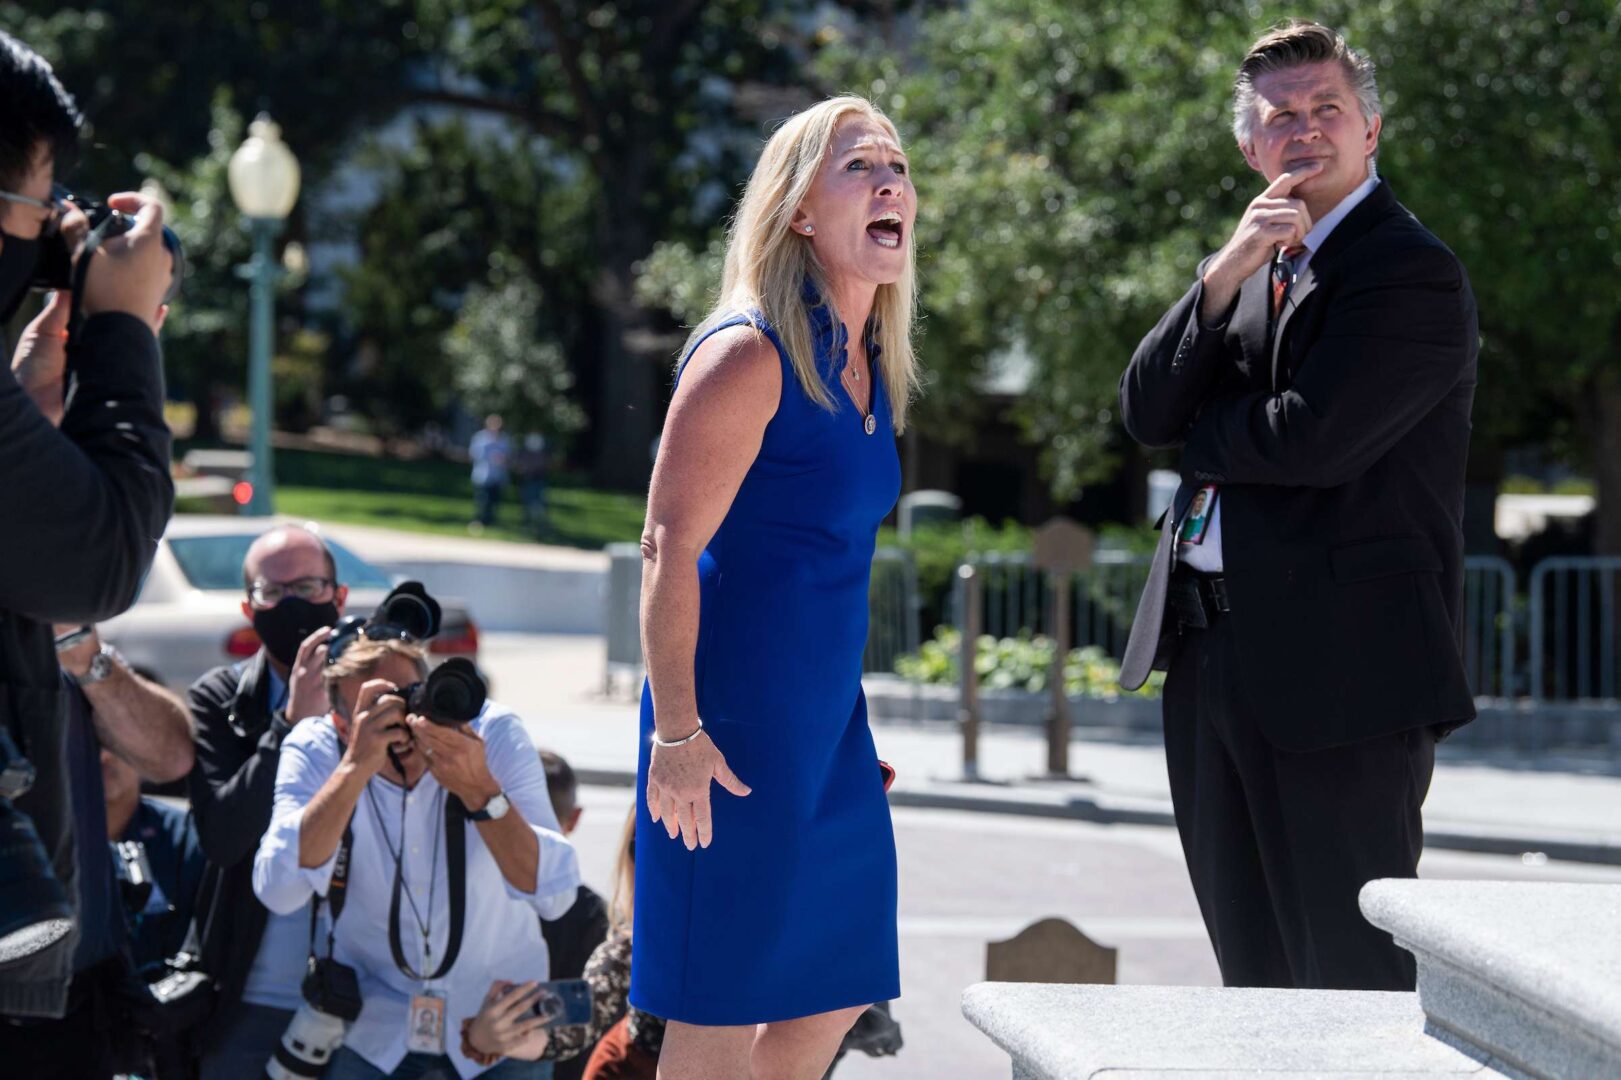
[168,534,395,593]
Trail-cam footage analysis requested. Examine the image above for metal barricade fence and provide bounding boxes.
[949,550,1151,660]
[1529,557,1621,702]
[865,547,923,674]
[1462,556,1517,699]
[948,551,1520,697]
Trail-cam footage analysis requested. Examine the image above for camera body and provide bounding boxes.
[266,957,363,1080]
[31,192,185,305]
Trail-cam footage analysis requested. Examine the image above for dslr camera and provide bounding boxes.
[30,186,185,306]
[327,582,488,727]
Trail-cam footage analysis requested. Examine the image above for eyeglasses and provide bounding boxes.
[325,616,417,666]
[0,186,69,236]
[248,576,337,608]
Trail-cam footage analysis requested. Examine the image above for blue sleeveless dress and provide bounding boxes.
[630,287,902,1026]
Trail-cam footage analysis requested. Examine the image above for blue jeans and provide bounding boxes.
[325,1046,554,1079]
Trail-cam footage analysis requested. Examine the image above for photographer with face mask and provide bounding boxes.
[253,587,579,1079]
[185,524,350,1078]
[0,30,176,1023]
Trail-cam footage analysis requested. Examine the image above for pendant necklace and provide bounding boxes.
[842,362,877,436]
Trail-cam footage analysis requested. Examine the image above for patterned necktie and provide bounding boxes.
[1271,244,1307,319]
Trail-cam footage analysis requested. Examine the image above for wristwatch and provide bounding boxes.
[74,644,122,687]
[468,792,510,822]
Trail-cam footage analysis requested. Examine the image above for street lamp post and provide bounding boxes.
[228,115,301,516]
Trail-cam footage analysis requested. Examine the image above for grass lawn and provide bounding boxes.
[188,444,646,552]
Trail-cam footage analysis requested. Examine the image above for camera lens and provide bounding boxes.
[420,659,486,726]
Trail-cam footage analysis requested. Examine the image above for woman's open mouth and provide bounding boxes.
[867,210,904,249]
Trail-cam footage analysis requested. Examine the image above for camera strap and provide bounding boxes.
[308,823,354,962]
[60,212,124,410]
[387,793,468,982]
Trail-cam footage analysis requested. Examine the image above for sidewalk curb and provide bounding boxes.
[574,767,1621,867]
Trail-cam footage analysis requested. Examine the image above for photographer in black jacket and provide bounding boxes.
[0,30,175,1022]
[187,524,348,1078]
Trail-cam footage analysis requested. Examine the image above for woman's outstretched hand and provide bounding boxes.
[647,730,751,850]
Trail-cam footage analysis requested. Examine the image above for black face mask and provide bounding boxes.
[0,230,40,323]
[252,597,341,668]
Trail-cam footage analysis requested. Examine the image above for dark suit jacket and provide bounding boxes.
[186,651,293,1007]
[1118,180,1478,752]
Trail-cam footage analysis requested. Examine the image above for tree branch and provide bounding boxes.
[409,88,575,144]
[645,0,708,75]
[531,0,604,151]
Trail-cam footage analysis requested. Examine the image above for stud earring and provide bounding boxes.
[804,226,814,235]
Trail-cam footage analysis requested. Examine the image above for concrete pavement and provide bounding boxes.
[485,632,1621,866]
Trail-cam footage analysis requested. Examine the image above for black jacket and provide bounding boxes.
[0,313,174,1018]
[1119,181,1478,751]
[186,651,293,1008]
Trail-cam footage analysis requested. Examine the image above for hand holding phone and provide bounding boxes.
[526,979,592,1027]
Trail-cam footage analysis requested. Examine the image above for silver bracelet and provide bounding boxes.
[652,718,705,748]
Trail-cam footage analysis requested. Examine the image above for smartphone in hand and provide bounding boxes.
[526,979,592,1027]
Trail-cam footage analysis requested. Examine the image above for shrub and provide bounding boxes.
[894,626,1162,699]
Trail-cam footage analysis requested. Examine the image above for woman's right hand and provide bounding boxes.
[647,729,751,850]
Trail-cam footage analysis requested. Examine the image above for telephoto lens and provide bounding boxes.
[266,957,363,1080]
[402,658,487,727]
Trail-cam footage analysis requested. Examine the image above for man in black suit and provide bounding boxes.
[1118,20,1478,992]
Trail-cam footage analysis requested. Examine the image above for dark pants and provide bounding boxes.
[474,482,503,526]
[1162,607,1435,990]
[0,958,124,1079]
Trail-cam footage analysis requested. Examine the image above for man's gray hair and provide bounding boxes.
[1232,21,1381,146]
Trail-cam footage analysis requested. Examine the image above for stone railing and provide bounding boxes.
[963,879,1621,1079]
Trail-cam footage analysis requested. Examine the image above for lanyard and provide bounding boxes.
[362,781,469,982]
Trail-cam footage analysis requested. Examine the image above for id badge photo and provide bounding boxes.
[406,989,447,1055]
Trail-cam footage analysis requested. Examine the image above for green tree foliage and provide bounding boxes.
[446,275,587,442]
[337,119,593,433]
[2,1,425,191]
[400,0,864,486]
[135,95,253,438]
[1337,0,1621,550]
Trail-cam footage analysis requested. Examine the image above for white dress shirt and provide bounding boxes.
[1181,171,1382,573]
[253,700,580,1079]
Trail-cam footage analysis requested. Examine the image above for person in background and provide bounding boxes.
[513,434,550,535]
[469,413,511,534]
[254,632,580,1079]
[537,750,609,1080]
[102,748,204,972]
[186,524,348,1078]
[537,808,660,1080]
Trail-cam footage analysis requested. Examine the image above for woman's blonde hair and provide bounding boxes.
[609,805,636,933]
[680,95,920,432]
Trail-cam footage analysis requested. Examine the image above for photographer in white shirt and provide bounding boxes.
[253,634,578,1079]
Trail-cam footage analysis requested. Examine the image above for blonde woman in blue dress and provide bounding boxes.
[633,96,920,1079]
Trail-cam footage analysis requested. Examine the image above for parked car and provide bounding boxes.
[99,516,480,691]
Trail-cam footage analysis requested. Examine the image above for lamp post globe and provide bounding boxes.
[228,115,301,221]
[229,114,300,516]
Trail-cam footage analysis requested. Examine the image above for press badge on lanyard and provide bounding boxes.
[1179,484,1218,546]
[406,989,447,1054]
